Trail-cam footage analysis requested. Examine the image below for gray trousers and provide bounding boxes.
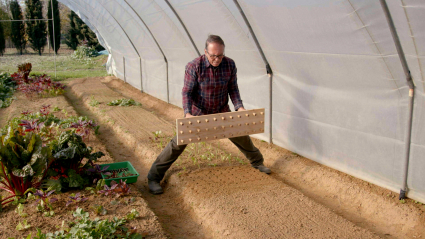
[147,135,264,182]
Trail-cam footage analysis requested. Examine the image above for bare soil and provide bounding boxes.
[1,76,425,239]
[97,76,425,238]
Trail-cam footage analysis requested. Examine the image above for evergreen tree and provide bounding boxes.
[84,24,104,51]
[47,0,60,54]
[25,0,47,55]
[74,13,104,51]
[10,0,26,55]
[63,11,78,50]
[0,22,5,56]
[0,6,11,41]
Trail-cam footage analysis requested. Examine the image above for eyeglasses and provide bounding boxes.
[206,51,225,60]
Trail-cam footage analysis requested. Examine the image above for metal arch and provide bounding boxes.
[65,0,126,53]
[91,2,141,58]
[164,0,201,56]
[121,0,170,102]
[67,0,141,87]
[100,5,142,86]
[379,0,415,201]
[50,0,57,77]
[233,0,273,143]
[78,13,108,52]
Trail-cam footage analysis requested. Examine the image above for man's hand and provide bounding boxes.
[237,107,246,111]
[185,113,194,118]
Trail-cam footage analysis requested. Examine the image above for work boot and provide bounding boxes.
[148,180,163,195]
[253,164,271,174]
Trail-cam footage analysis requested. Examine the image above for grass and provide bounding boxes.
[0,46,108,82]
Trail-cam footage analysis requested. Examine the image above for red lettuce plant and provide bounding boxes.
[66,192,88,207]
[11,64,66,98]
[70,119,98,141]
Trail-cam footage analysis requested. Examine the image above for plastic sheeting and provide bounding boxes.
[59,0,425,203]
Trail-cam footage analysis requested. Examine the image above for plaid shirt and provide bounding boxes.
[182,55,244,116]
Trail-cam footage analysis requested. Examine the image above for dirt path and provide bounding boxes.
[60,76,425,238]
[168,166,379,238]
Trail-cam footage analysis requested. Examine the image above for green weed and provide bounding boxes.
[89,95,99,107]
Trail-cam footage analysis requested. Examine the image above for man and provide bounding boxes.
[147,35,271,195]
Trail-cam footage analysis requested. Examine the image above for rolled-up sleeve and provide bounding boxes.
[182,63,197,116]
[228,66,244,111]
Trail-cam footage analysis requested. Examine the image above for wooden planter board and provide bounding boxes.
[176,108,265,145]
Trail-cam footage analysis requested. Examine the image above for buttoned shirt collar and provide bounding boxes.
[204,54,211,68]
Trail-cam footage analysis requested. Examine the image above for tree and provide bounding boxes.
[0,22,5,56]
[73,12,104,51]
[10,0,26,55]
[0,5,11,40]
[58,3,70,36]
[83,24,104,51]
[47,0,60,54]
[25,0,47,55]
[63,11,78,50]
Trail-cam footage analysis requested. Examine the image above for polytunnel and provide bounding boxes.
[57,0,425,203]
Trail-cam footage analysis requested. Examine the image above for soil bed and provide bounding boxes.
[66,77,425,239]
[2,76,425,238]
[0,92,166,238]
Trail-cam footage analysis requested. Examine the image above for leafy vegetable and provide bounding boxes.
[87,164,110,176]
[71,44,98,64]
[69,119,99,141]
[48,131,105,189]
[34,207,144,238]
[85,179,106,194]
[11,71,66,98]
[91,204,107,216]
[0,127,51,202]
[33,228,48,239]
[98,182,118,197]
[12,196,27,205]
[107,98,141,107]
[15,203,28,217]
[125,209,139,220]
[51,131,104,171]
[16,219,31,231]
[42,178,62,192]
[65,169,89,188]
[0,72,16,108]
[33,189,58,216]
[113,179,131,197]
[66,192,88,207]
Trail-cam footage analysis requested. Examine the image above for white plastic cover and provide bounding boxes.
[58,0,425,203]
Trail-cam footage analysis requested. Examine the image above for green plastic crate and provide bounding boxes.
[100,161,139,186]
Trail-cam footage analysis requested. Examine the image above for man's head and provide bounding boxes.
[204,35,225,67]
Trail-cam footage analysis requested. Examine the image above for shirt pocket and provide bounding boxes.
[199,75,212,91]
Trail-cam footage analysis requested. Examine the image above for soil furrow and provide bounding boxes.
[66,77,215,238]
[63,77,410,238]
